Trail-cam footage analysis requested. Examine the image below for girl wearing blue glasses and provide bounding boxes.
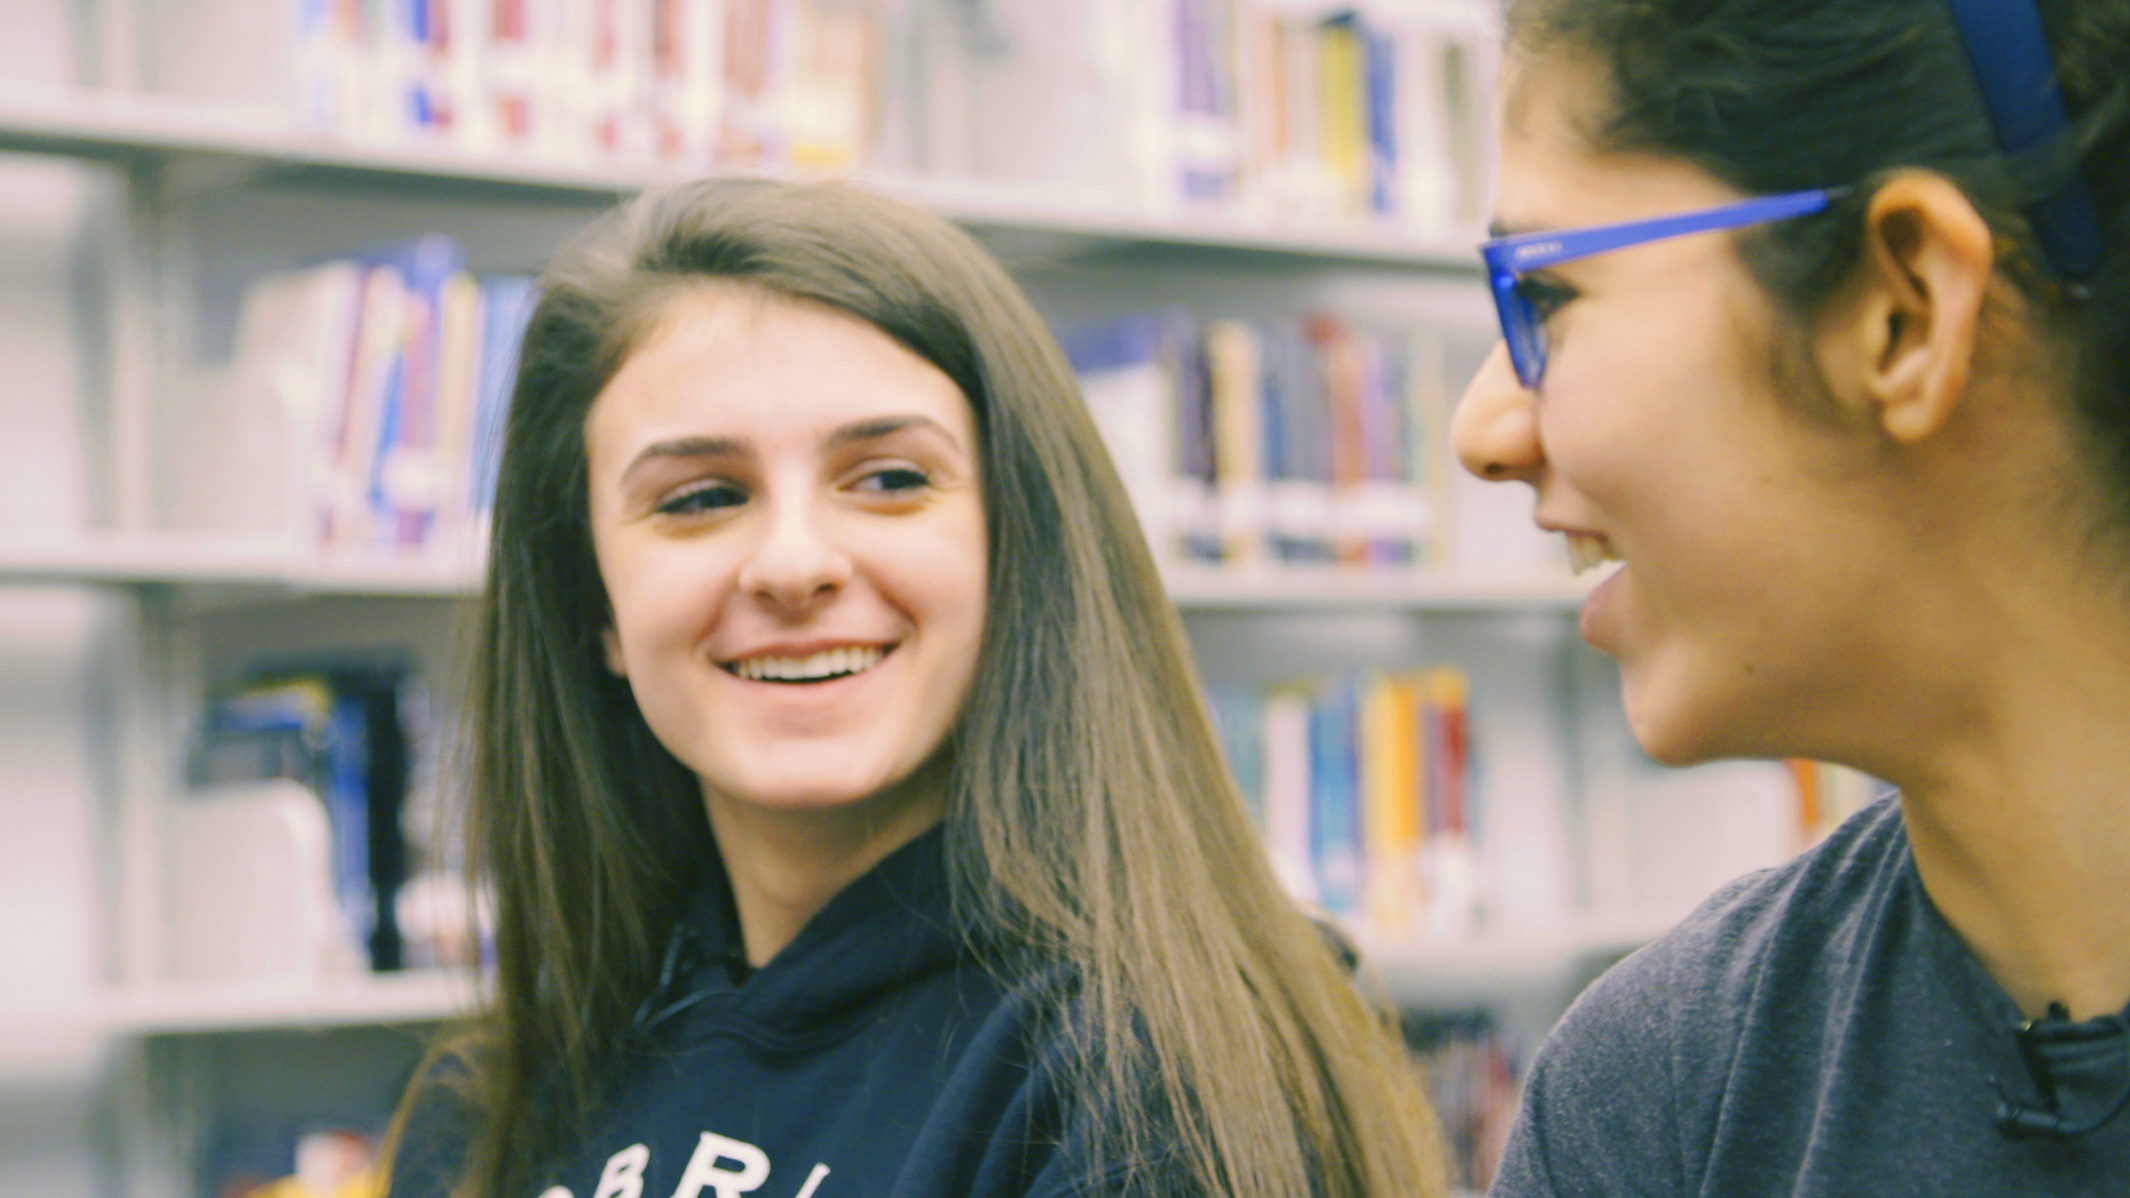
[1456,0,2130,1193]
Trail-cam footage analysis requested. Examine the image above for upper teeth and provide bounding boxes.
[735,646,885,682]
[1566,532,1622,576]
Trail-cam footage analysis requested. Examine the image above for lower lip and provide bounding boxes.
[1578,567,1624,651]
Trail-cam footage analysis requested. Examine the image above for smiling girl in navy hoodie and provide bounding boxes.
[383,178,1446,1198]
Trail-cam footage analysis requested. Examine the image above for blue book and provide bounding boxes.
[1061,309,1197,557]
[1308,680,1363,915]
[1264,323,1333,563]
[352,235,465,549]
[192,659,417,971]
[1363,18,1399,217]
[468,274,539,522]
[1204,686,1266,831]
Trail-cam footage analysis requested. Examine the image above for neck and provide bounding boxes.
[705,759,949,968]
[1877,567,2130,1021]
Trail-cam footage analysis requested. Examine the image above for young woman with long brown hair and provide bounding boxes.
[384,177,1444,1198]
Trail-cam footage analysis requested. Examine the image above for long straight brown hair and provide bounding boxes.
[390,177,1446,1198]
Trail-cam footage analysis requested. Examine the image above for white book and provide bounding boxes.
[653,0,727,163]
[165,261,368,544]
[1077,353,1180,563]
[1261,688,1317,904]
[329,266,409,550]
[170,782,361,982]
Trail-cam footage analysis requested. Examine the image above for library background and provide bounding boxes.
[0,1,1875,1195]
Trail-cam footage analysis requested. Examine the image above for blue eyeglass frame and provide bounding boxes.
[1479,187,1845,389]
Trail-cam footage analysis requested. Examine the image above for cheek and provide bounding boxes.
[890,519,989,647]
[603,544,735,658]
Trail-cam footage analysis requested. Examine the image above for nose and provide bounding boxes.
[1452,341,1545,483]
[737,495,853,612]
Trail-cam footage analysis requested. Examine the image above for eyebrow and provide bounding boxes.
[824,414,961,453]
[617,414,964,486]
[1488,218,1546,239]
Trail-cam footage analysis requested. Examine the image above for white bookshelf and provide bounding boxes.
[0,535,1586,611]
[0,88,1487,275]
[0,535,479,595]
[1163,563,1587,611]
[8,968,482,1037]
[0,914,1660,1038]
[1362,911,1675,1009]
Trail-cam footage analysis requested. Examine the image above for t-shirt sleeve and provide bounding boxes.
[1489,940,1690,1198]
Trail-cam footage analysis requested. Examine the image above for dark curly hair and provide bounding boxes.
[1506,0,2130,528]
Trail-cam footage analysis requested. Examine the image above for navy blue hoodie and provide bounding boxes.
[389,828,1191,1198]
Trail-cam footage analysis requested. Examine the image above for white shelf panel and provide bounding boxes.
[0,88,1485,273]
[1360,910,1677,1007]
[0,913,1659,1038]
[0,537,1585,611]
[0,910,1663,1035]
[0,536,478,595]
[1163,564,1588,611]
[5,969,479,1037]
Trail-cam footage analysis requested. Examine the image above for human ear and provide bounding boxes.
[601,626,628,676]
[1817,172,1996,444]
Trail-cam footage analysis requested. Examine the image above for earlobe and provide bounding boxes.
[1841,173,1996,444]
[601,627,628,677]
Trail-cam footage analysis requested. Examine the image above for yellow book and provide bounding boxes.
[1314,16,1367,216]
[1205,319,1264,564]
[1360,672,1419,936]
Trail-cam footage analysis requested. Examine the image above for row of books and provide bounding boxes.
[183,655,477,978]
[1158,1,1497,227]
[191,236,536,557]
[294,0,879,171]
[173,653,1488,980]
[1207,666,1479,941]
[275,0,1494,231]
[1406,1009,1521,1191]
[1066,309,1459,574]
[196,240,1520,574]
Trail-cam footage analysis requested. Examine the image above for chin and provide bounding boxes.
[1632,725,1716,768]
[1620,674,1730,769]
[723,775,894,812]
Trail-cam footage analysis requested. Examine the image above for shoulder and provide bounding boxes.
[947,962,1211,1198]
[384,1050,483,1198]
[1615,791,1908,1006]
[1492,795,1910,1196]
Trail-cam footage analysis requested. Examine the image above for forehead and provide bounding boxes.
[587,287,972,449]
[1494,53,1744,235]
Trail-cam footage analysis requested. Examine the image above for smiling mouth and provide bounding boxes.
[720,644,894,684]
[1566,532,1623,577]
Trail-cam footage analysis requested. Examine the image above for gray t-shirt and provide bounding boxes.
[1492,795,2129,1197]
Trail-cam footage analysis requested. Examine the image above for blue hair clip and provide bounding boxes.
[1942,0,2106,288]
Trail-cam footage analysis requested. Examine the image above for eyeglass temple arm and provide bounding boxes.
[1486,188,1844,274]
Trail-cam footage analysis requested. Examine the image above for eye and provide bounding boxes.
[853,465,932,495]
[655,480,746,516]
[1515,275,1578,324]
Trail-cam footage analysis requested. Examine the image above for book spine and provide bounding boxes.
[1308,680,1362,916]
[1205,319,1264,566]
[1261,687,1315,902]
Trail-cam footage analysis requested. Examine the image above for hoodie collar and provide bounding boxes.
[650,825,970,1047]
